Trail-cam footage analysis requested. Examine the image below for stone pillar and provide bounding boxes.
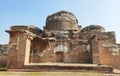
[24,39,31,65]
[90,39,100,64]
[6,31,28,69]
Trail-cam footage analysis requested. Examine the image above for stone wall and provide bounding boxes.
[6,11,120,70]
[99,41,120,69]
[96,32,120,69]
[7,31,26,69]
[6,26,42,69]
[29,38,90,63]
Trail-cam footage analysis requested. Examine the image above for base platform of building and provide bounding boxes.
[7,63,113,73]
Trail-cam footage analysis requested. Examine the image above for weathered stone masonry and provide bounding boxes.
[6,11,120,70]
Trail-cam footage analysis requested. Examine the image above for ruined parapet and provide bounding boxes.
[11,25,43,36]
[5,25,43,69]
[96,31,116,44]
[45,11,78,31]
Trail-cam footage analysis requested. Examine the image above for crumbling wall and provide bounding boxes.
[97,32,120,69]
[30,38,56,63]
[7,32,27,69]
[11,25,42,36]
[6,11,120,70]
[6,25,43,69]
[29,38,90,63]
[63,40,90,63]
[99,41,120,69]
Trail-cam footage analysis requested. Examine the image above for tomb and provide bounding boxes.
[6,11,120,72]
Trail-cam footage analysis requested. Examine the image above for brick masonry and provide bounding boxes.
[6,11,120,70]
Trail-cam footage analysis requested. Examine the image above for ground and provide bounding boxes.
[0,72,120,76]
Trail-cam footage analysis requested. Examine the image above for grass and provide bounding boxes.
[0,68,6,71]
[0,72,107,76]
[0,65,6,71]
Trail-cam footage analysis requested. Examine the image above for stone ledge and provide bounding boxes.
[7,63,113,73]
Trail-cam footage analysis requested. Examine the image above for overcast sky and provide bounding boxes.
[0,0,120,44]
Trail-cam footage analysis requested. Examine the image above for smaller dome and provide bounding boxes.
[81,25,105,32]
[28,25,42,31]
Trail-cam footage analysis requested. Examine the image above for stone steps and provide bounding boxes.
[7,63,113,73]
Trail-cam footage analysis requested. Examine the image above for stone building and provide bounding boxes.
[6,11,120,71]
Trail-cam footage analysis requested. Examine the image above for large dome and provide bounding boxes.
[45,11,78,31]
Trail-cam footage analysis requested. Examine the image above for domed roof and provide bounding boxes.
[81,25,105,32]
[46,11,78,22]
[45,11,78,31]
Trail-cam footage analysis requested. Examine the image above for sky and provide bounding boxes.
[0,0,120,44]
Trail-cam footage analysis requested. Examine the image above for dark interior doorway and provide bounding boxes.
[56,52,64,62]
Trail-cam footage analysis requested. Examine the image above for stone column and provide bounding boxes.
[24,39,31,65]
[6,31,29,69]
[90,39,100,64]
